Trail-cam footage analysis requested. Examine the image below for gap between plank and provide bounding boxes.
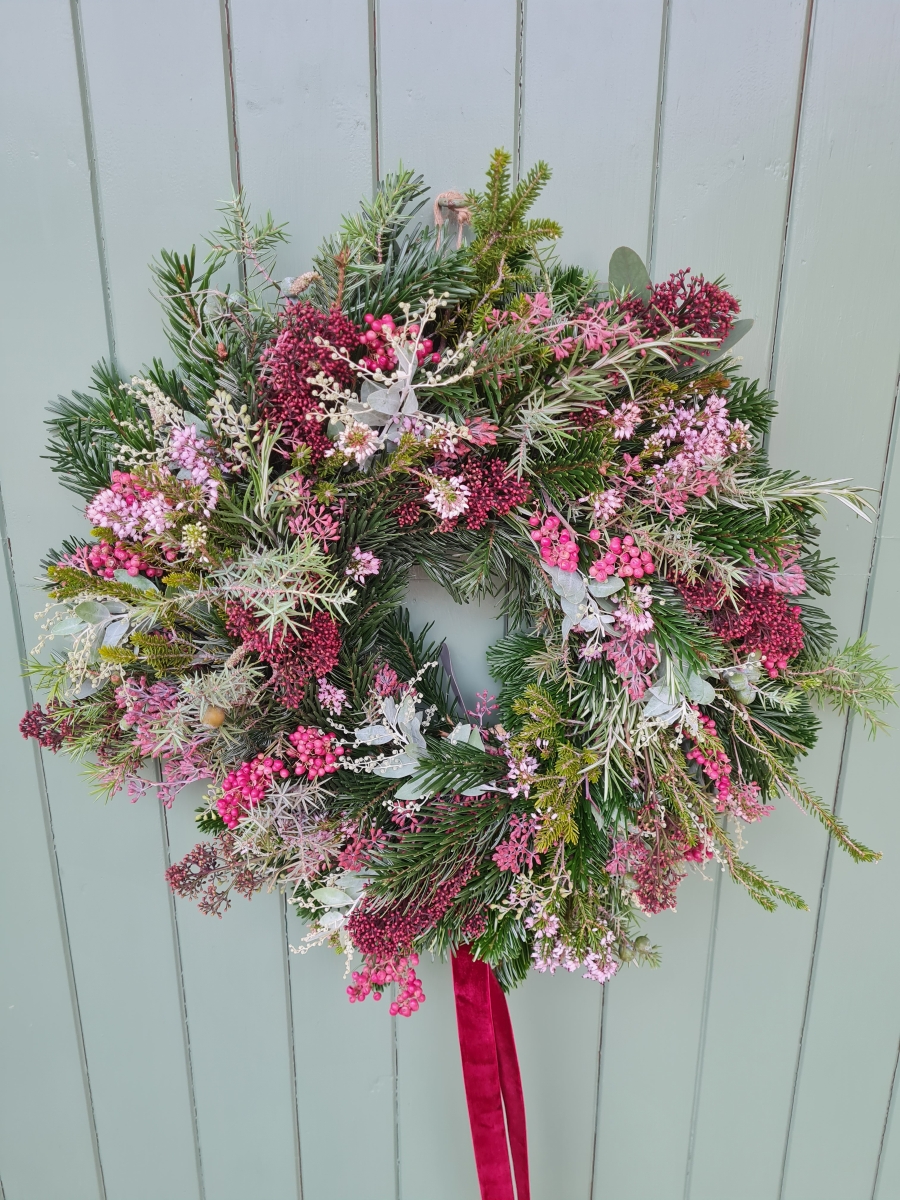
[0,486,108,1200]
[368,0,381,191]
[161,806,208,1200]
[69,0,117,371]
[512,0,527,183]
[765,0,816,396]
[873,1034,900,1198]
[646,0,671,277]
[280,895,305,1200]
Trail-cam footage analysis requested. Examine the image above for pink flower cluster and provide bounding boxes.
[746,548,806,596]
[489,292,646,362]
[589,534,655,583]
[87,471,173,540]
[645,394,750,515]
[169,425,219,510]
[360,312,439,371]
[316,678,347,716]
[218,755,291,828]
[287,725,345,780]
[528,512,579,571]
[346,952,426,1017]
[345,546,381,583]
[87,539,165,579]
[492,813,542,873]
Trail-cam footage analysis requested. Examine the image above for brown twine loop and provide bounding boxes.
[434,191,472,249]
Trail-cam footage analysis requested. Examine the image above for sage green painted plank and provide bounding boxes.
[519,0,666,278]
[77,0,235,370]
[593,873,718,1200]
[632,6,834,1197]
[165,789,302,1200]
[0,533,101,1199]
[286,908,398,1200]
[377,0,518,192]
[507,970,603,1199]
[229,0,373,274]
[0,4,106,1189]
[650,0,810,384]
[395,956,479,1199]
[876,1070,900,1200]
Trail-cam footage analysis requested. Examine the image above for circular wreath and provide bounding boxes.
[23,151,891,1012]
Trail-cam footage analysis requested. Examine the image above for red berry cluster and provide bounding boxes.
[528,512,579,571]
[260,301,360,462]
[686,714,735,807]
[286,725,345,780]
[676,579,804,677]
[88,539,165,580]
[394,499,422,527]
[218,755,291,828]
[346,953,426,1017]
[346,863,475,960]
[360,312,439,372]
[622,268,740,345]
[459,458,531,531]
[589,534,655,582]
[225,604,341,708]
[19,703,70,751]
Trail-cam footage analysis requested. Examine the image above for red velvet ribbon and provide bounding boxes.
[452,946,530,1200]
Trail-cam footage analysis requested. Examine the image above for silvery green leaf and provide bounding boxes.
[74,600,109,624]
[382,697,397,724]
[576,613,602,632]
[318,910,346,930]
[396,693,417,727]
[547,566,585,604]
[461,783,494,797]
[72,677,101,700]
[104,600,129,615]
[373,753,420,779]
[347,397,386,427]
[608,246,652,300]
[586,576,625,598]
[404,725,427,752]
[643,684,681,722]
[449,722,473,744]
[311,887,354,908]
[102,617,131,648]
[467,727,485,751]
[561,613,578,640]
[686,673,715,705]
[355,724,395,745]
[52,617,86,637]
[113,570,158,592]
[559,596,584,618]
[706,318,754,363]
[394,777,432,801]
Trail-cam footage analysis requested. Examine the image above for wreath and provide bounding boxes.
[23,150,892,1014]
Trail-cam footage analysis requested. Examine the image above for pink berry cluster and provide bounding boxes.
[286,725,345,780]
[346,953,426,1017]
[589,534,655,583]
[528,513,579,571]
[87,539,165,580]
[360,312,439,373]
[218,755,291,829]
[685,713,735,807]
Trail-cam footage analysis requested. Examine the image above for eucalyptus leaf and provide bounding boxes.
[373,753,420,778]
[586,576,625,598]
[113,570,158,592]
[448,722,473,745]
[608,246,652,301]
[311,887,354,908]
[52,617,86,637]
[318,910,346,930]
[467,727,486,751]
[355,724,395,745]
[705,317,754,364]
[102,617,131,648]
[547,565,586,604]
[74,600,110,624]
[394,777,432,802]
[461,783,494,797]
[686,673,715,706]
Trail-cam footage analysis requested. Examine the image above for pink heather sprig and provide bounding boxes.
[286,725,345,780]
[373,664,400,697]
[746,547,806,596]
[528,512,579,571]
[87,470,174,540]
[218,754,291,829]
[345,546,381,584]
[346,952,426,1017]
[589,533,655,583]
[468,690,498,727]
[169,424,220,510]
[424,475,470,520]
[317,678,347,716]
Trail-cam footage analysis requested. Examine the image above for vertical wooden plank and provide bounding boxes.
[286,908,398,1200]
[0,531,102,1200]
[781,424,900,1192]
[376,0,518,194]
[225,8,399,1193]
[78,0,236,369]
[229,0,373,274]
[518,0,666,278]
[165,792,302,1200]
[593,874,717,1199]
[764,3,900,1197]
[374,7,525,1193]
